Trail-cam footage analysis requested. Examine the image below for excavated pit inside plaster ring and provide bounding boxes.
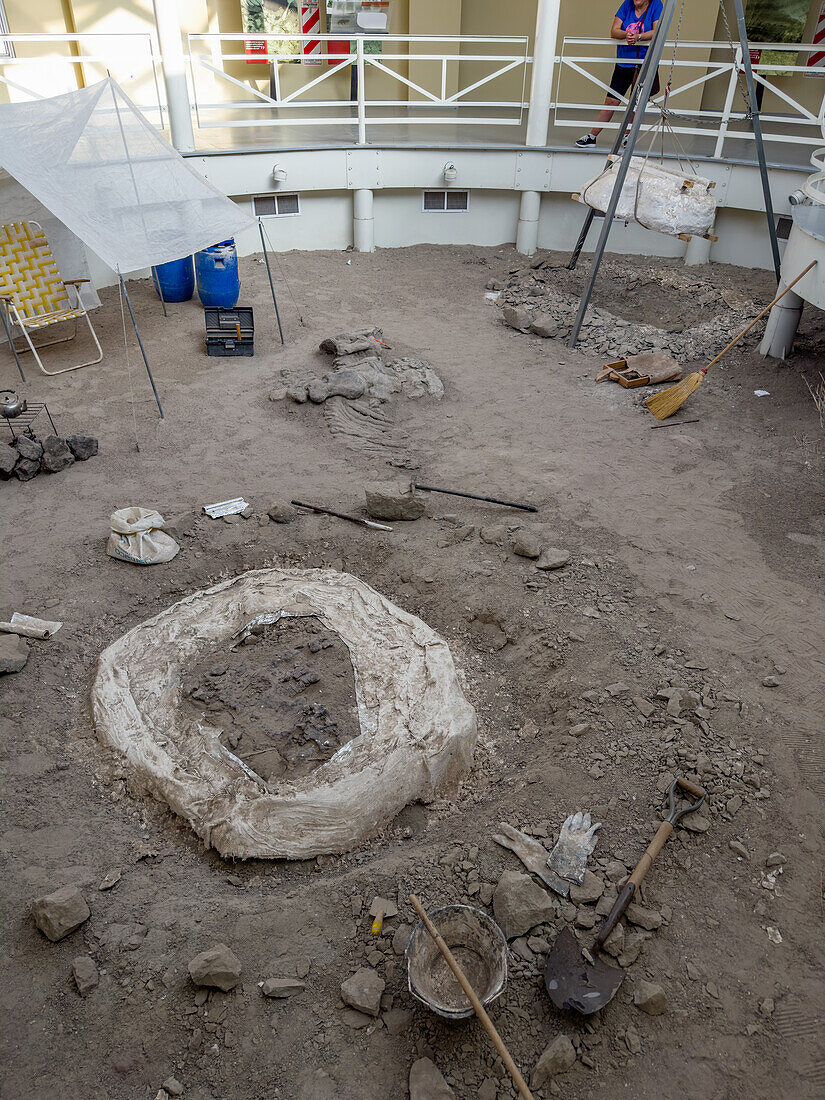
[91,568,478,860]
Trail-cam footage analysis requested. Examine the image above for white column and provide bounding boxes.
[516,190,541,256]
[684,234,713,266]
[153,0,195,153]
[518,0,560,254]
[759,285,803,359]
[353,189,375,252]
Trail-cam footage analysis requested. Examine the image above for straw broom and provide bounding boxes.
[645,260,818,420]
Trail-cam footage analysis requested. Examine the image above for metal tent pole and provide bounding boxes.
[258,219,285,345]
[568,0,680,347]
[0,304,26,382]
[118,272,164,419]
[567,46,657,271]
[729,0,781,280]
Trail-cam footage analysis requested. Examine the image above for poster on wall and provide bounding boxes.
[744,0,809,71]
[241,0,301,63]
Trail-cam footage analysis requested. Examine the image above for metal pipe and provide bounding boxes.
[568,0,680,346]
[525,0,562,148]
[118,273,164,419]
[152,0,195,153]
[516,190,541,256]
[257,219,285,345]
[353,188,375,252]
[0,303,26,382]
[413,483,537,512]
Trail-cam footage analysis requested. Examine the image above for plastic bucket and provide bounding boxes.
[195,239,240,308]
[152,256,195,303]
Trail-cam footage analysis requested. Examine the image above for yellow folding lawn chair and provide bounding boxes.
[0,220,103,377]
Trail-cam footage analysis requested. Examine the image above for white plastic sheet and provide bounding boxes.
[92,569,478,859]
[0,78,255,273]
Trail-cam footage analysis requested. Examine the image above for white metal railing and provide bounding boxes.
[557,38,825,160]
[0,32,164,123]
[186,33,530,143]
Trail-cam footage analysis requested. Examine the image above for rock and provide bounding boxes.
[729,840,749,859]
[392,923,412,956]
[14,457,40,481]
[761,676,779,688]
[634,979,667,1015]
[759,997,775,1017]
[223,513,242,524]
[162,1079,184,1097]
[533,1034,576,1086]
[383,1007,412,1036]
[478,1081,498,1100]
[0,441,17,477]
[32,886,90,941]
[536,547,571,570]
[286,383,308,403]
[479,524,508,545]
[307,378,330,403]
[65,435,98,461]
[602,921,624,957]
[409,1057,454,1099]
[187,944,241,991]
[633,696,655,718]
[365,482,425,521]
[765,852,787,868]
[267,501,298,523]
[14,435,42,462]
[512,532,542,559]
[240,504,254,519]
[625,904,662,931]
[72,956,99,995]
[493,869,556,939]
[40,435,75,473]
[164,511,199,541]
[340,967,384,1016]
[0,633,29,674]
[297,1068,338,1100]
[502,305,533,332]
[619,931,649,967]
[624,1024,642,1054]
[531,314,560,339]
[327,368,367,400]
[569,870,604,905]
[681,814,710,834]
[261,977,305,998]
[666,687,701,717]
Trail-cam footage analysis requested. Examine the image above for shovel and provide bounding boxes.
[544,777,706,1015]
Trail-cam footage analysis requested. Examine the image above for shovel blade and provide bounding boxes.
[544,927,624,1015]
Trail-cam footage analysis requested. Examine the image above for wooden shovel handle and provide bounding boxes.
[592,821,673,952]
[409,895,535,1100]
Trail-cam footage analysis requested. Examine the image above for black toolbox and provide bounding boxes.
[205,306,254,357]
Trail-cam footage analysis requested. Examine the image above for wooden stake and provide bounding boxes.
[409,895,535,1100]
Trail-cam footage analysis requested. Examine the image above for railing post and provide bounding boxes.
[152,0,195,153]
[356,37,366,145]
[713,47,740,160]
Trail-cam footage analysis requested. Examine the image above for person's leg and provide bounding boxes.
[576,65,632,146]
[591,95,621,138]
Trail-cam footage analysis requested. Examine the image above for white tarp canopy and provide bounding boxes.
[0,77,255,274]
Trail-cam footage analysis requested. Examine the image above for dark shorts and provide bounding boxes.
[608,62,660,100]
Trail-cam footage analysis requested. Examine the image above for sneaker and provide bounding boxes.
[575,133,597,148]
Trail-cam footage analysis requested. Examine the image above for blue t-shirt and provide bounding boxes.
[615,0,663,67]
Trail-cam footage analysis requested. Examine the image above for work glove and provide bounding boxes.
[546,811,601,886]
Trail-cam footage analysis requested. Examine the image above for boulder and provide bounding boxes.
[187,943,241,991]
[634,979,667,1015]
[32,885,90,941]
[493,869,556,940]
[533,1034,576,1086]
[531,314,560,339]
[0,633,29,674]
[409,1058,455,1099]
[365,482,425,521]
[14,435,42,462]
[261,977,305,998]
[72,956,99,996]
[40,435,75,473]
[501,305,532,332]
[65,435,98,461]
[0,441,17,477]
[536,547,571,570]
[268,502,298,524]
[340,967,384,1017]
[512,532,542,559]
[14,458,40,481]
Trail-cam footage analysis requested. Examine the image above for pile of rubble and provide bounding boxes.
[0,433,98,483]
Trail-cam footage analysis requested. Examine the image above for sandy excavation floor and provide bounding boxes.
[1,244,824,1100]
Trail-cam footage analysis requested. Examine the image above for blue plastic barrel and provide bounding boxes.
[195,240,240,308]
[152,256,195,302]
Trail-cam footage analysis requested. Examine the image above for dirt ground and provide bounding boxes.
[1,244,824,1100]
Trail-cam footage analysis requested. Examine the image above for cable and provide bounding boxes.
[117,268,140,452]
[259,219,305,327]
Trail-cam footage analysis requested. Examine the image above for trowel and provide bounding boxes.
[544,777,706,1015]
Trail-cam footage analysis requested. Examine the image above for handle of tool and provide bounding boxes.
[413,484,538,513]
[703,260,817,375]
[410,895,534,1100]
[592,821,673,952]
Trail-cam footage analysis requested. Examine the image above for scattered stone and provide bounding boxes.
[65,435,98,461]
[409,1057,455,1099]
[759,997,775,1017]
[340,967,384,1016]
[569,870,604,905]
[261,977,305,998]
[493,869,556,939]
[536,547,571,571]
[501,305,533,332]
[163,511,198,541]
[618,931,648,967]
[383,1007,412,1035]
[624,1024,642,1054]
[0,441,17,477]
[625,904,662,931]
[32,885,90,942]
[40,435,75,473]
[765,852,787,868]
[512,532,543,559]
[223,513,242,524]
[531,314,560,339]
[267,501,298,523]
[634,980,667,1015]
[602,922,624,957]
[365,482,425,521]
[240,504,254,518]
[187,944,241,991]
[14,457,40,481]
[162,1079,184,1097]
[392,923,412,956]
[729,840,749,859]
[14,435,42,462]
[681,814,711,834]
[533,1034,576,1086]
[72,955,99,996]
[575,906,596,929]
[478,1080,498,1100]
[569,721,591,737]
[726,795,743,815]
[761,676,779,688]
[632,697,655,718]
[0,633,29,674]
[605,860,628,884]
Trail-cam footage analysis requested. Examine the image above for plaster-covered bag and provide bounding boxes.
[106,506,179,565]
[576,154,717,239]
